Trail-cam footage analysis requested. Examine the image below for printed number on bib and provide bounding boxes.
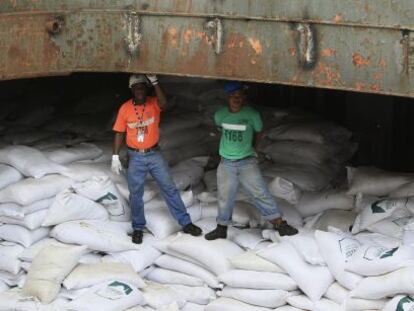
[224,130,243,142]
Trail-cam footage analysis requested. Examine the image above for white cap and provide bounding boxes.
[129,74,148,88]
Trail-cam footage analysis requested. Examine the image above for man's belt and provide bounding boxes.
[127,144,159,153]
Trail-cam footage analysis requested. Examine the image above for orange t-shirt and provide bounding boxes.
[113,97,161,149]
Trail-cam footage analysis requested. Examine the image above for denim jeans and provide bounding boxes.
[127,150,192,230]
[217,157,282,226]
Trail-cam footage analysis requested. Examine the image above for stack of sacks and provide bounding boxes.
[259,108,357,202]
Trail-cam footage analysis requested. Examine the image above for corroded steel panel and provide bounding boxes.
[0,1,413,97]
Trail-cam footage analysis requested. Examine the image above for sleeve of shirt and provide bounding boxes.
[252,110,263,132]
[214,110,222,128]
[112,104,127,132]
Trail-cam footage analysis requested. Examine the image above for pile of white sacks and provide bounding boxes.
[0,103,414,311]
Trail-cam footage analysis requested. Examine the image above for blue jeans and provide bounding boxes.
[127,150,192,230]
[217,157,282,226]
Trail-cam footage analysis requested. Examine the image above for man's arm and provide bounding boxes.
[253,132,263,151]
[146,75,168,110]
[113,132,125,155]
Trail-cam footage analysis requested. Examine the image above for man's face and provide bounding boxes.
[132,83,147,103]
[228,90,244,112]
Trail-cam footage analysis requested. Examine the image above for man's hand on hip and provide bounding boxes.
[111,155,123,174]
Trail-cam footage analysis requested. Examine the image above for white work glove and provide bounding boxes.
[111,155,123,175]
[146,74,158,85]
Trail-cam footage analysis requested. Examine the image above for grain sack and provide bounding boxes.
[22,244,87,303]
[206,297,273,311]
[343,297,388,311]
[295,189,353,217]
[44,143,103,164]
[352,193,414,234]
[277,201,303,228]
[383,295,414,311]
[390,181,414,198]
[219,287,289,308]
[0,288,68,311]
[369,216,414,239]
[347,166,413,196]
[345,244,414,276]
[203,169,217,193]
[141,282,186,309]
[0,174,72,205]
[66,280,144,311]
[0,281,8,293]
[258,242,334,301]
[0,208,47,230]
[73,176,130,221]
[63,262,145,290]
[146,268,204,286]
[170,157,209,190]
[169,284,216,305]
[0,241,24,274]
[0,270,25,287]
[18,238,66,262]
[0,198,53,219]
[269,177,302,205]
[314,230,363,290]
[0,164,23,191]
[42,188,108,226]
[228,250,285,273]
[0,224,49,247]
[350,267,414,299]
[307,210,356,232]
[324,282,349,305]
[167,234,244,275]
[218,270,297,291]
[50,220,139,252]
[0,145,68,178]
[154,254,221,288]
[162,143,209,166]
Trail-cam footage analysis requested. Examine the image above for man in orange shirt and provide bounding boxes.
[112,74,202,244]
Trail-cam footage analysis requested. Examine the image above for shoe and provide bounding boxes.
[274,221,298,236]
[205,225,227,240]
[183,223,203,236]
[132,230,143,244]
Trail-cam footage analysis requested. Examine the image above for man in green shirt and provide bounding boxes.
[205,82,298,240]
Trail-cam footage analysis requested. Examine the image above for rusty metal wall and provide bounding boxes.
[0,0,413,97]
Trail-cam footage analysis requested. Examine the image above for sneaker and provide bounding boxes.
[132,230,143,244]
[274,221,298,236]
[183,223,203,236]
[205,225,227,240]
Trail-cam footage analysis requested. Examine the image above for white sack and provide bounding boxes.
[0,145,68,178]
[219,287,289,308]
[166,234,244,275]
[170,157,209,190]
[18,238,65,262]
[169,284,216,305]
[203,169,217,193]
[314,230,363,290]
[347,166,413,196]
[0,281,8,293]
[390,181,414,198]
[142,282,186,309]
[73,175,130,221]
[0,208,47,230]
[45,143,103,164]
[0,174,72,205]
[146,268,204,286]
[42,188,108,226]
[22,244,87,303]
[350,267,414,299]
[324,282,349,305]
[369,216,414,239]
[0,288,68,311]
[0,198,53,219]
[0,241,24,274]
[295,189,353,217]
[103,234,161,272]
[66,280,144,311]
[228,250,285,273]
[343,297,388,311]
[218,270,297,291]
[206,297,273,311]
[258,242,334,301]
[0,164,23,191]
[154,254,221,288]
[50,220,139,252]
[0,270,26,287]
[307,210,356,232]
[276,200,303,228]
[269,177,302,205]
[0,224,49,247]
[63,262,145,290]
[227,227,265,250]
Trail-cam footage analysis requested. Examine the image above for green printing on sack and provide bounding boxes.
[396,296,414,311]
[109,281,133,295]
[96,192,118,203]
[371,200,386,214]
[379,247,399,259]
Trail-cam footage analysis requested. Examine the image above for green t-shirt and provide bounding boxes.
[215,105,263,160]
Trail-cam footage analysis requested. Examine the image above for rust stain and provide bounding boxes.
[239,41,244,48]
[378,57,387,68]
[167,26,179,48]
[314,62,342,86]
[321,48,336,57]
[355,82,366,91]
[289,47,296,57]
[352,53,370,68]
[184,29,192,44]
[334,14,343,24]
[248,38,263,55]
[373,72,384,80]
[371,84,381,91]
[251,59,257,65]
